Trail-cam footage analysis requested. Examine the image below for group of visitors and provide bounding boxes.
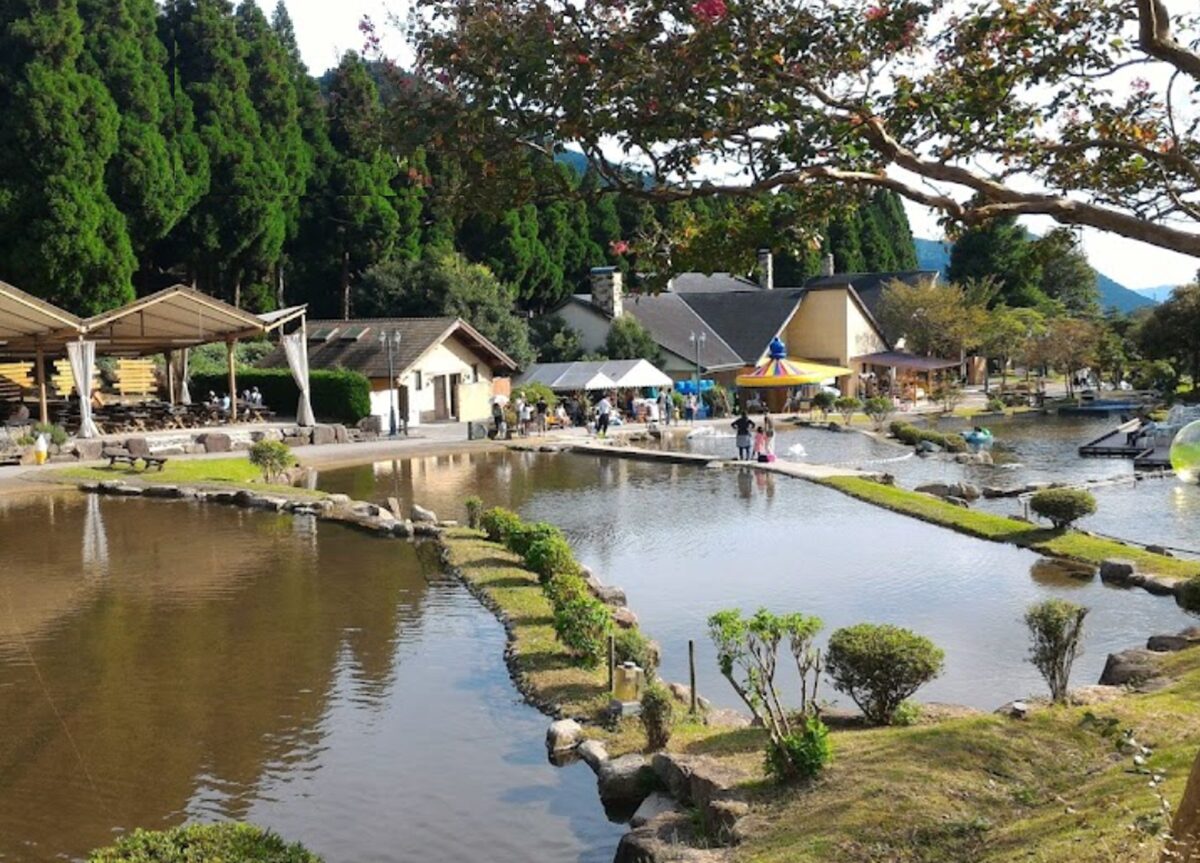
[494,394,557,437]
[205,387,262,411]
[732,409,776,463]
[652,389,700,426]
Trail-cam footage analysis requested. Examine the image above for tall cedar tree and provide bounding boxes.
[161,0,286,305]
[0,0,136,312]
[323,52,403,319]
[1032,228,1099,315]
[232,2,313,309]
[77,0,208,261]
[948,216,1045,308]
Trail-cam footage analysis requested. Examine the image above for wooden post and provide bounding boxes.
[226,338,237,422]
[34,342,48,425]
[166,352,175,406]
[688,639,697,714]
[607,634,616,694]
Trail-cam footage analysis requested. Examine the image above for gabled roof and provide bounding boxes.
[668,272,763,293]
[520,359,674,391]
[258,317,518,378]
[805,271,939,324]
[82,285,267,354]
[0,281,82,355]
[677,290,805,364]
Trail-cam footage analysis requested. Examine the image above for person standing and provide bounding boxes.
[732,410,754,461]
[535,396,548,435]
[596,393,612,438]
[685,393,697,424]
[657,389,671,426]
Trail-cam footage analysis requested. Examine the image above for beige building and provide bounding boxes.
[263,317,516,429]
[550,254,938,397]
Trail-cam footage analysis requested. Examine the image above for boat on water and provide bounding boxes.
[961,427,994,448]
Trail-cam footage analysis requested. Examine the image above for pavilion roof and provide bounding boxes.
[0,281,82,356]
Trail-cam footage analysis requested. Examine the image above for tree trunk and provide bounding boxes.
[340,250,352,321]
[1165,749,1200,862]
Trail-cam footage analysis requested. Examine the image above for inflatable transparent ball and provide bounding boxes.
[1170,420,1200,483]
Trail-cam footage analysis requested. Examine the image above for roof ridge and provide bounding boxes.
[672,294,747,361]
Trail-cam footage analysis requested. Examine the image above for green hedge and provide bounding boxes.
[190,368,371,423]
[88,823,321,863]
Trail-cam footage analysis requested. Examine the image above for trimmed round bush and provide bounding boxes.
[640,683,674,750]
[480,507,522,544]
[811,390,836,416]
[825,623,945,726]
[765,717,832,782]
[614,627,660,679]
[87,823,322,863]
[506,521,564,556]
[248,440,295,482]
[544,573,590,608]
[552,591,612,668]
[464,496,484,530]
[1030,488,1097,529]
[525,535,580,583]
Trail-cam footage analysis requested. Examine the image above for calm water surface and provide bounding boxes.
[0,493,620,863]
[320,451,1197,712]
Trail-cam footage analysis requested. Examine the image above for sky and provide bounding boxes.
[271,0,1198,292]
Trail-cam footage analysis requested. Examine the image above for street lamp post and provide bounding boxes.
[689,331,706,416]
[380,330,402,437]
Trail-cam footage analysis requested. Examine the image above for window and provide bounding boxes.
[413,370,423,391]
[471,363,480,382]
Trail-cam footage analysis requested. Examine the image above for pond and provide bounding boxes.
[319,451,1197,713]
[0,493,620,863]
[676,414,1200,557]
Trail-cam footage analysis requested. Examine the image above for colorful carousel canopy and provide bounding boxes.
[735,337,850,388]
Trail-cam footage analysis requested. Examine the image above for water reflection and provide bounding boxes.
[319,451,1197,711]
[0,494,620,863]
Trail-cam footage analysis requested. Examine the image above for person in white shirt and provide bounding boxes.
[596,395,612,438]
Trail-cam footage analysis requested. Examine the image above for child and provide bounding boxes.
[753,425,767,461]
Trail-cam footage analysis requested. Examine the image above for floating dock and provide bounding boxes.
[1078,419,1171,469]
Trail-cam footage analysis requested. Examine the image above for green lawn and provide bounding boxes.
[822,476,1200,580]
[56,458,324,497]
[441,528,613,718]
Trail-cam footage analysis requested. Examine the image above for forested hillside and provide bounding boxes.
[0,0,917,329]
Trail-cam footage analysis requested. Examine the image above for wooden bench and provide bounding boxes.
[102,448,169,472]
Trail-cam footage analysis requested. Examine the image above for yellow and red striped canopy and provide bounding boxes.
[735,357,852,388]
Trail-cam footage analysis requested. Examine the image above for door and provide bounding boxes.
[450,374,461,420]
[433,375,448,420]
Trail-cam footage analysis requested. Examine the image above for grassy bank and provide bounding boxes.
[440,527,613,718]
[600,647,1200,862]
[55,458,325,498]
[823,475,1200,581]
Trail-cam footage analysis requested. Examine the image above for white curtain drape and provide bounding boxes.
[178,348,191,405]
[67,340,100,438]
[282,330,314,427]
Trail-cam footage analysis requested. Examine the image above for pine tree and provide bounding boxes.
[827,211,866,273]
[160,0,286,305]
[875,191,919,270]
[0,0,136,312]
[949,216,1045,308]
[77,0,208,261]
[857,203,897,272]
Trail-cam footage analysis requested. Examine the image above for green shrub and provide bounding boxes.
[1030,488,1097,529]
[506,520,564,556]
[511,382,557,408]
[985,396,1006,413]
[480,507,522,543]
[811,390,836,417]
[524,535,579,583]
[549,579,612,667]
[863,396,895,430]
[87,823,321,863]
[248,440,295,482]
[1179,578,1200,613]
[1025,599,1089,703]
[825,623,945,726]
[464,496,484,530]
[765,717,831,782]
[891,700,922,726]
[833,396,862,425]
[33,422,68,447]
[190,368,371,423]
[703,383,731,418]
[614,627,660,679]
[640,683,675,750]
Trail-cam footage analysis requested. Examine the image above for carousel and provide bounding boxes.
[735,338,851,413]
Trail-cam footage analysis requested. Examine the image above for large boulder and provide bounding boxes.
[613,607,640,629]
[1148,627,1200,653]
[546,719,583,753]
[1099,648,1161,687]
[577,739,609,772]
[72,439,104,461]
[311,424,337,446]
[630,792,681,828]
[411,504,438,524]
[915,482,951,498]
[1099,559,1137,586]
[597,754,655,807]
[197,432,231,454]
[613,811,727,863]
[332,423,349,444]
[950,482,982,501]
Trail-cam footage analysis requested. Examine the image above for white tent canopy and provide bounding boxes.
[518,359,672,392]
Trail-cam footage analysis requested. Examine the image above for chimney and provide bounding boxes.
[756,249,774,290]
[821,253,835,277]
[590,266,623,318]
